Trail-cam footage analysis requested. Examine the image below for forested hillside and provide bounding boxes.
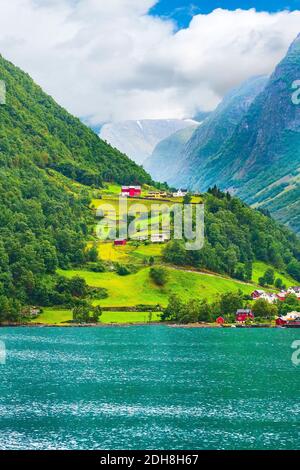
[0,55,151,186]
[163,187,300,281]
[0,54,152,318]
[0,54,300,322]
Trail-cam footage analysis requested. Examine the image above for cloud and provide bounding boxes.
[0,1,299,123]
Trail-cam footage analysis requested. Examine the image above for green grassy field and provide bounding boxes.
[31,308,160,325]
[100,183,121,195]
[94,242,135,262]
[30,309,72,324]
[58,266,255,308]
[91,196,172,241]
[35,262,297,325]
[87,241,163,263]
[131,244,163,259]
[91,196,173,211]
[252,261,295,287]
[35,183,297,326]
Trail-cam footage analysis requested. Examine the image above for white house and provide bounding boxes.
[282,311,300,321]
[173,189,188,198]
[151,233,170,243]
[287,286,300,296]
[252,290,278,304]
[263,293,278,304]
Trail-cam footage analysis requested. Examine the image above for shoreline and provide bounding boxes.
[0,321,165,328]
[0,321,279,328]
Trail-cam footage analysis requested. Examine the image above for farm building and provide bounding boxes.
[147,191,171,199]
[283,312,300,321]
[276,312,300,327]
[121,186,141,197]
[261,293,277,303]
[151,233,169,243]
[114,239,127,246]
[277,292,287,301]
[276,317,287,326]
[251,290,277,303]
[133,235,148,241]
[252,287,300,305]
[21,306,41,318]
[287,286,300,295]
[236,309,254,323]
[251,290,265,299]
[173,189,188,198]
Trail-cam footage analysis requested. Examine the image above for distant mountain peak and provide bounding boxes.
[99,119,198,165]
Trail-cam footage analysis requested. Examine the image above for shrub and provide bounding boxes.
[116,264,131,276]
[72,303,102,323]
[150,267,168,286]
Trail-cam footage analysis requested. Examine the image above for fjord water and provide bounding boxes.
[0,326,299,450]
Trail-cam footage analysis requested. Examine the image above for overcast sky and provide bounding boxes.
[0,0,299,124]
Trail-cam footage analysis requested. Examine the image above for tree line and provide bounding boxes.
[163,188,300,281]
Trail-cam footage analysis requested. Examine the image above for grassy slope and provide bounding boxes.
[252,261,295,287]
[32,309,160,325]
[91,195,174,239]
[87,242,163,263]
[58,267,254,308]
[34,184,300,324]
[36,262,298,324]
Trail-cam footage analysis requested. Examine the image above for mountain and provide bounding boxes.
[99,119,197,165]
[207,33,300,233]
[174,34,300,234]
[144,124,199,182]
[1,51,300,323]
[169,75,268,188]
[162,187,300,282]
[193,111,212,122]
[0,53,153,317]
[0,56,151,187]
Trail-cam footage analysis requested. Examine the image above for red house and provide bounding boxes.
[236,309,254,323]
[121,186,141,197]
[114,239,127,246]
[276,292,287,302]
[251,290,265,300]
[216,316,225,325]
[276,317,287,326]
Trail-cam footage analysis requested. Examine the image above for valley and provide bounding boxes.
[1,51,300,328]
[28,183,300,326]
[2,1,300,455]
[128,34,300,235]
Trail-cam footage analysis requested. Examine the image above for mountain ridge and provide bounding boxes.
[0,54,151,186]
[150,75,268,188]
[157,33,300,233]
[0,52,154,318]
[199,33,300,232]
[144,124,199,182]
[99,118,198,165]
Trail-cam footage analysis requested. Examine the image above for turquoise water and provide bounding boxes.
[0,326,299,450]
